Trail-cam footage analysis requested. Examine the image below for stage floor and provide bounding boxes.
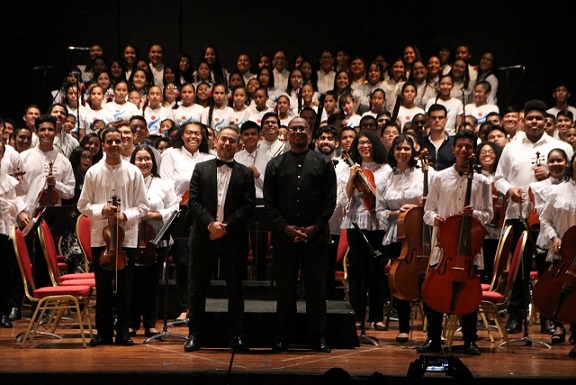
[1,300,576,385]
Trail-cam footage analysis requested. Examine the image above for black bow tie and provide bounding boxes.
[216,159,235,168]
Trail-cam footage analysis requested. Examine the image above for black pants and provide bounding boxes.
[346,228,385,323]
[424,303,478,343]
[273,236,328,343]
[92,246,136,341]
[0,234,19,316]
[129,247,166,330]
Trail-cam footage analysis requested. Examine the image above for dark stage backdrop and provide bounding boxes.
[1,0,574,123]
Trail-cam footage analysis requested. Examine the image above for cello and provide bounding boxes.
[388,148,431,302]
[421,155,485,315]
[533,225,576,324]
[100,196,128,271]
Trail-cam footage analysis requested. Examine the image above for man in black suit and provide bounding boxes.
[183,126,255,352]
[264,117,337,353]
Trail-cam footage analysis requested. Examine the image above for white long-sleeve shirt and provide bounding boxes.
[0,173,19,236]
[159,146,215,200]
[539,179,576,262]
[424,166,493,267]
[19,147,75,215]
[234,147,270,199]
[142,175,179,248]
[77,159,149,248]
[376,165,434,246]
[494,133,573,220]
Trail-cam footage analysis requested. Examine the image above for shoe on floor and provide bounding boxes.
[416,339,442,353]
[371,321,387,331]
[8,307,21,321]
[540,318,556,334]
[551,326,566,344]
[396,333,409,343]
[463,341,481,355]
[505,317,522,334]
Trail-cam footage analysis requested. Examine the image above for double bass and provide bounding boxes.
[533,225,576,324]
[100,196,128,271]
[388,149,431,302]
[421,155,485,315]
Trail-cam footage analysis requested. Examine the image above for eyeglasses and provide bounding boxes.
[135,156,153,163]
[358,140,373,147]
[81,155,92,160]
[480,150,495,156]
[288,126,307,132]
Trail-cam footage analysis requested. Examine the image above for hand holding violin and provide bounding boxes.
[533,165,549,181]
[103,204,126,224]
[507,187,524,203]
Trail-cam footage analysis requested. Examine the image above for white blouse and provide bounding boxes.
[341,161,387,231]
[376,165,432,246]
[539,179,576,262]
[142,175,180,248]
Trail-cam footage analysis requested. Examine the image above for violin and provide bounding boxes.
[527,151,543,231]
[38,162,59,207]
[421,154,485,315]
[136,220,157,266]
[100,196,128,271]
[342,151,377,212]
[388,149,431,302]
[533,225,576,324]
[489,183,508,229]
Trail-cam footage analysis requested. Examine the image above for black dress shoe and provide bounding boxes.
[89,336,113,347]
[8,307,21,321]
[230,336,249,352]
[0,314,13,328]
[115,337,135,346]
[540,319,556,334]
[416,339,442,353]
[463,341,481,356]
[505,317,522,334]
[145,329,160,338]
[184,335,201,352]
[313,339,331,353]
[272,339,288,353]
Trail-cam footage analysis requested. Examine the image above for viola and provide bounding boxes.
[421,154,485,315]
[533,225,576,324]
[342,152,377,212]
[38,162,59,207]
[388,148,431,302]
[136,220,157,266]
[527,151,543,231]
[100,196,128,271]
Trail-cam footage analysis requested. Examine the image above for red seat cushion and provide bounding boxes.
[59,279,95,287]
[481,290,504,302]
[33,285,92,299]
[481,283,490,291]
[57,272,95,283]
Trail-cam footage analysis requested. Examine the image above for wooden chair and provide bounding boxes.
[335,229,349,302]
[444,229,525,353]
[37,219,95,288]
[75,214,92,273]
[11,225,94,348]
[479,230,527,352]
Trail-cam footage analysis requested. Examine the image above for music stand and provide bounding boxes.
[145,210,187,343]
[501,211,550,350]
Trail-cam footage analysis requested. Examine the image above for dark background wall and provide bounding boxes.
[2,0,574,124]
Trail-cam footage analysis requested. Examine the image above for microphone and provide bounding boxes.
[498,65,525,71]
[32,65,56,70]
[67,46,90,51]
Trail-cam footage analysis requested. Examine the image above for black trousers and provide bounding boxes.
[91,246,136,341]
[273,236,328,343]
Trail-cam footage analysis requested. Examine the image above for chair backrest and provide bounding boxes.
[501,230,527,303]
[336,229,348,263]
[76,214,92,268]
[11,225,37,301]
[488,225,514,292]
[37,219,62,286]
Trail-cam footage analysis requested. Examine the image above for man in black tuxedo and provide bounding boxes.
[183,126,255,352]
